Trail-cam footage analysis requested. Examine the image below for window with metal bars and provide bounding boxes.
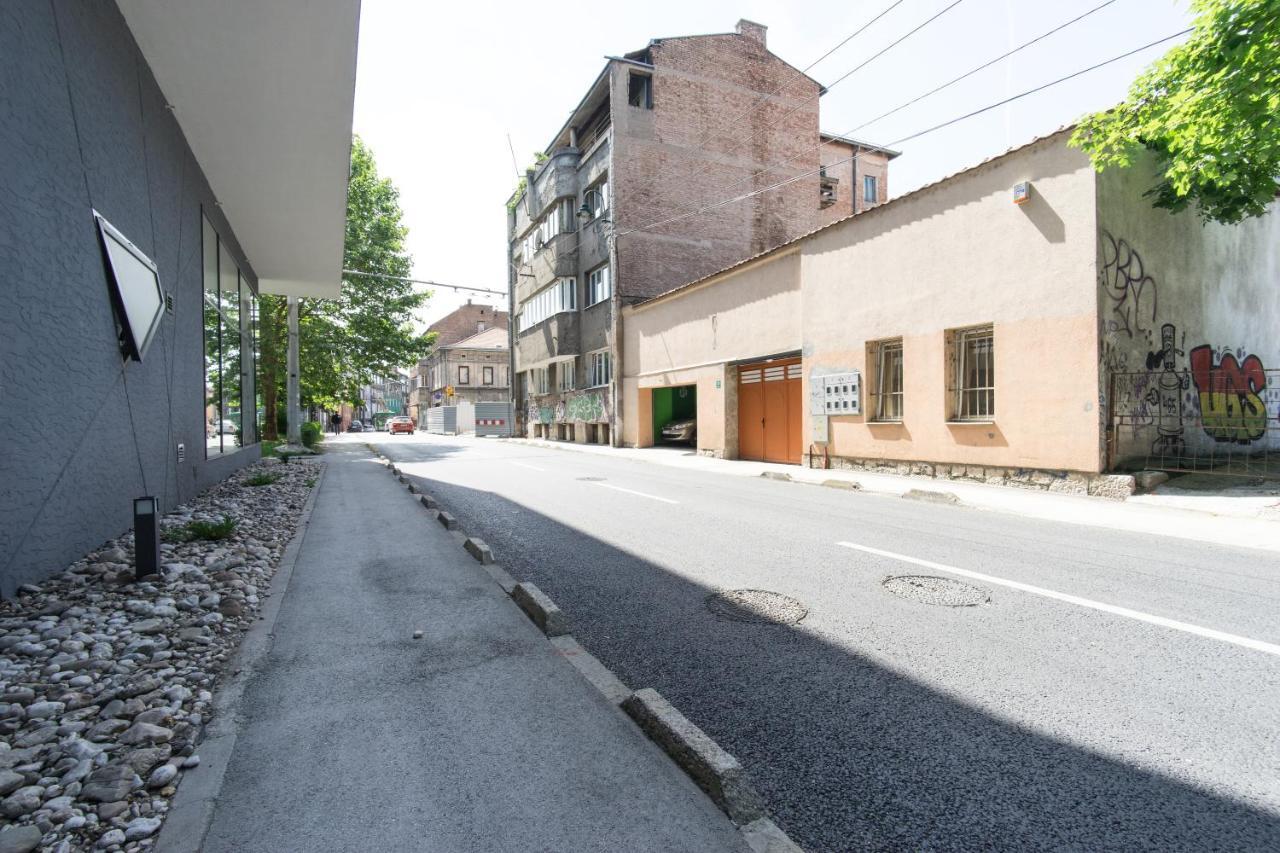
[952,325,994,420]
[871,339,904,421]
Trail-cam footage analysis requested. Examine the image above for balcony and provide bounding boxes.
[518,233,579,302]
[515,311,580,366]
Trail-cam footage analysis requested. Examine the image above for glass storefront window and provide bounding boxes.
[203,212,260,457]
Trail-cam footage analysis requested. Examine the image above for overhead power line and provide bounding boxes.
[343,269,507,297]
[688,0,1123,207]
[613,27,1193,240]
[677,0,907,157]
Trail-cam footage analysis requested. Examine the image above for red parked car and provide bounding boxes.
[388,416,416,435]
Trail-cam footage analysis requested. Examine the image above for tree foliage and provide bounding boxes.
[1071,0,1280,224]
[260,136,434,433]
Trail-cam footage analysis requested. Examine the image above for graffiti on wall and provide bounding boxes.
[1143,323,1189,454]
[1099,232,1159,344]
[565,392,607,423]
[1189,345,1269,443]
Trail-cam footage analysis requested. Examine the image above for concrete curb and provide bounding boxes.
[156,459,328,853]
[511,582,570,637]
[902,488,961,505]
[759,471,792,482]
[406,482,419,494]
[740,817,805,853]
[621,688,766,826]
[550,635,630,705]
[463,537,494,564]
[419,494,438,510]
[437,511,459,531]
[821,479,861,491]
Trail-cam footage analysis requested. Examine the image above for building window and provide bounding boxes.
[483,366,494,385]
[530,367,550,396]
[587,265,611,306]
[588,350,611,388]
[863,174,878,205]
[558,358,576,391]
[583,180,609,220]
[869,339,904,421]
[202,213,257,458]
[628,72,652,109]
[517,277,576,332]
[950,325,994,421]
[458,365,470,385]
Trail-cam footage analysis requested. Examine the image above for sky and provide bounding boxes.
[351,0,1193,330]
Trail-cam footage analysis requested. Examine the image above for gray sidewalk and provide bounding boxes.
[174,444,749,852]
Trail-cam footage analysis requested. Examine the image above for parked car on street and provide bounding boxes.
[388,416,415,435]
[661,417,697,445]
[347,420,364,433]
[218,419,238,435]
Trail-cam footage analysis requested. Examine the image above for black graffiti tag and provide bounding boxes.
[1100,232,1158,343]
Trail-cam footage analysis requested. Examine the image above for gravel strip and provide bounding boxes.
[0,457,320,853]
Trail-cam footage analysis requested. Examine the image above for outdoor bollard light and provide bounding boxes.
[133,496,160,579]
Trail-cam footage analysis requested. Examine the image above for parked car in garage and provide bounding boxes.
[661,417,696,445]
[388,416,415,435]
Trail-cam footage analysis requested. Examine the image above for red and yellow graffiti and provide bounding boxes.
[1189,345,1268,443]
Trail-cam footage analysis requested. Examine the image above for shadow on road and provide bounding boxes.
[387,449,1280,852]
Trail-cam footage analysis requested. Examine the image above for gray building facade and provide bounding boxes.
[0,1,359,595]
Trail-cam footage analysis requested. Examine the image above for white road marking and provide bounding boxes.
[591,482,680,505]
[836,541,1280,658]
[509,461,546,472]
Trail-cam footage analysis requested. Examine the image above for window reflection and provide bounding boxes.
[202,212,260,457]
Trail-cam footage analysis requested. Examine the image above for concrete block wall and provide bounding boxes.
[0,1,260,595]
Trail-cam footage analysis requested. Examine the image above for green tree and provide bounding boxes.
[1071,0,1280,224]
[260,136,434,436]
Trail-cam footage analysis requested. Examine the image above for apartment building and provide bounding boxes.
[506,19,896,444]
[409,302,508,421]
[414,327,510,411]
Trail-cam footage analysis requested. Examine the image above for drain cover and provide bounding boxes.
[576,476,606,482]
[706,589,807,625]
[882,575,989,607]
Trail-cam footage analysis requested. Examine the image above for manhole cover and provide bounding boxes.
[882,575,989,607]
[706,589,807,625]
[576,476,606,482]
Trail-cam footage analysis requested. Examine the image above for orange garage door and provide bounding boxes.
[738,359,802,464]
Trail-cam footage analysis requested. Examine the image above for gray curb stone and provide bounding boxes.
[759,471,792,481]
[419,494,438,510]
[821,479,861,491]
[406,483,418,494]
[549,636,630,705]
[397,475,408,484]
[740,817,805,853]
[463,537,494,564]
[510,583,570,637]
[436,511,459,531]
[621,688,766,826]
[902,488,961,505]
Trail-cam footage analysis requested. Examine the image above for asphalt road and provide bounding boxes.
[366,432,1280,852]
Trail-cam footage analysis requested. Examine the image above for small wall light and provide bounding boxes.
[133,496,160,579]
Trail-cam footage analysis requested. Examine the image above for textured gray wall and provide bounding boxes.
[0,1,260,596]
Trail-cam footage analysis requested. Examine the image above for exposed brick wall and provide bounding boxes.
[426,303,509,349]
[612,32,825,301]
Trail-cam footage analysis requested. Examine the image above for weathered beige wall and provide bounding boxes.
[621,251,802,452]
[800,132,1103,472]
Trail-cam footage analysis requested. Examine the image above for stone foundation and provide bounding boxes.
[800,454,1135,500]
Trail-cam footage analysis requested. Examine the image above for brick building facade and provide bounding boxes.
[410,303,510,422]
[507,19,896,444]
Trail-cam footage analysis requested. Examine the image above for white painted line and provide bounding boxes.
[591,482,680,505]
[836,541,1280,658]
[509,461,546,472]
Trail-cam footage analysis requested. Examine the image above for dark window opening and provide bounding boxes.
[628,72,652,109]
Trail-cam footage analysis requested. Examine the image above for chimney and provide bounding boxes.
[736,19,766,47]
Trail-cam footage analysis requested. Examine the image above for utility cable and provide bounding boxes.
[343,269,508,297]
[614,28,1193,240]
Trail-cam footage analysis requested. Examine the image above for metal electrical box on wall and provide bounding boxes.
[822,372,861,415]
